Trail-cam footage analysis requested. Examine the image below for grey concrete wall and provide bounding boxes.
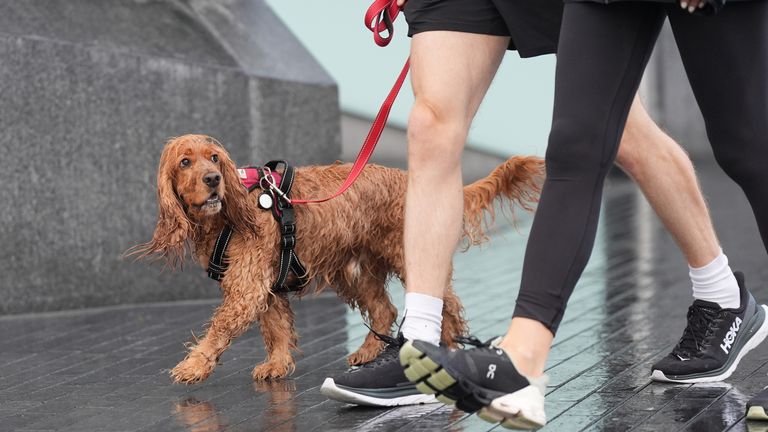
[0,0,340,314]
[640,23,712,161]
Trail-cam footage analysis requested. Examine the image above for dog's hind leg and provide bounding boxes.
[253,293,298,380]
[346,270,398,366]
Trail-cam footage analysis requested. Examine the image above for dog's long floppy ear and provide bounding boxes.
[128,139,194,267]
[216,144,260,237]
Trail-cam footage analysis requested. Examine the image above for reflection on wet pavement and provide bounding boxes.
[0,164,766,431]
[173,398,227,432]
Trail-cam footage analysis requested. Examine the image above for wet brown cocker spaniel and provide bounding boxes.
[132,134,543,384]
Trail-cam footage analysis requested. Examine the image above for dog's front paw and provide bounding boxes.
[252,360,295,380]
[171,352,216,384]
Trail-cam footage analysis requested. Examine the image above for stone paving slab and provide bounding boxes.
[1,164,767,431]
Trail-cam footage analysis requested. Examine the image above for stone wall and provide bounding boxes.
[0,0,340,313]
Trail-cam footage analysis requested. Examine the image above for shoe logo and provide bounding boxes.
[676,354,690,362]
[720,316,743,354]
[487,364,497,380]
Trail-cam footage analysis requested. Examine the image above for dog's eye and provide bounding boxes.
[180,158,191,168]
[211,154,219,163]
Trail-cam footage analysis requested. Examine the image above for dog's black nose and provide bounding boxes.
[203,172,221,188]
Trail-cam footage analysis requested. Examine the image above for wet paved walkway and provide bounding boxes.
[2,162,768,432]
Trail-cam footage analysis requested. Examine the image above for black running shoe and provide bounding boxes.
[321,331,438,407]
[748,386,768,421]
[651,272,768,383]
[399,336,547,430]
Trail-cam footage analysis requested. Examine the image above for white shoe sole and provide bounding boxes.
[320,378,439,407]
[477,385,547,430]
[652,305,768,383]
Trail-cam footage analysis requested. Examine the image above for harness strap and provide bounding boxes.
[264,160,308,293]
[270,205,308,293]
[207,225,233,282]
[207,161,308,293]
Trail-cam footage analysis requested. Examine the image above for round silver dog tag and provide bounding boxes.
[258,192,274,210]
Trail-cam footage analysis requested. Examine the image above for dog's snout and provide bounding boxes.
[203,172,221,188]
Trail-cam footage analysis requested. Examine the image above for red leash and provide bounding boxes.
[292,0,409,204]
[364,0,402,47]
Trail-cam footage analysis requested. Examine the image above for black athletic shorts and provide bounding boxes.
[403,0,563,58]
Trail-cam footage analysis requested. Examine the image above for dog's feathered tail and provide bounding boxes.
[461,156,545,247]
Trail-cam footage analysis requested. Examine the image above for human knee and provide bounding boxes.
[545,117,611,178]
[407,99,466,171]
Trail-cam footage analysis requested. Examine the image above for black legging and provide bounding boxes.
[513,1,768,334]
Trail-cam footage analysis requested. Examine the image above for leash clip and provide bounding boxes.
[259,167,292,205]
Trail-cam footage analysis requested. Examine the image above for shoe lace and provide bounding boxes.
[357,320,406,368]
[672,303,722,358]
[454,335,497,349]
[366,324,403,348]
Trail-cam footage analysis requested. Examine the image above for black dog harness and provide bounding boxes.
[207,160,308,293]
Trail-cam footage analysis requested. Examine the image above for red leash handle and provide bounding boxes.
[291,0,408,205]
[364,0,402,47]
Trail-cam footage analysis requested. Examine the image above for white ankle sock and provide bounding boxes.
[401,293,443,345]
[690,250,740,309]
